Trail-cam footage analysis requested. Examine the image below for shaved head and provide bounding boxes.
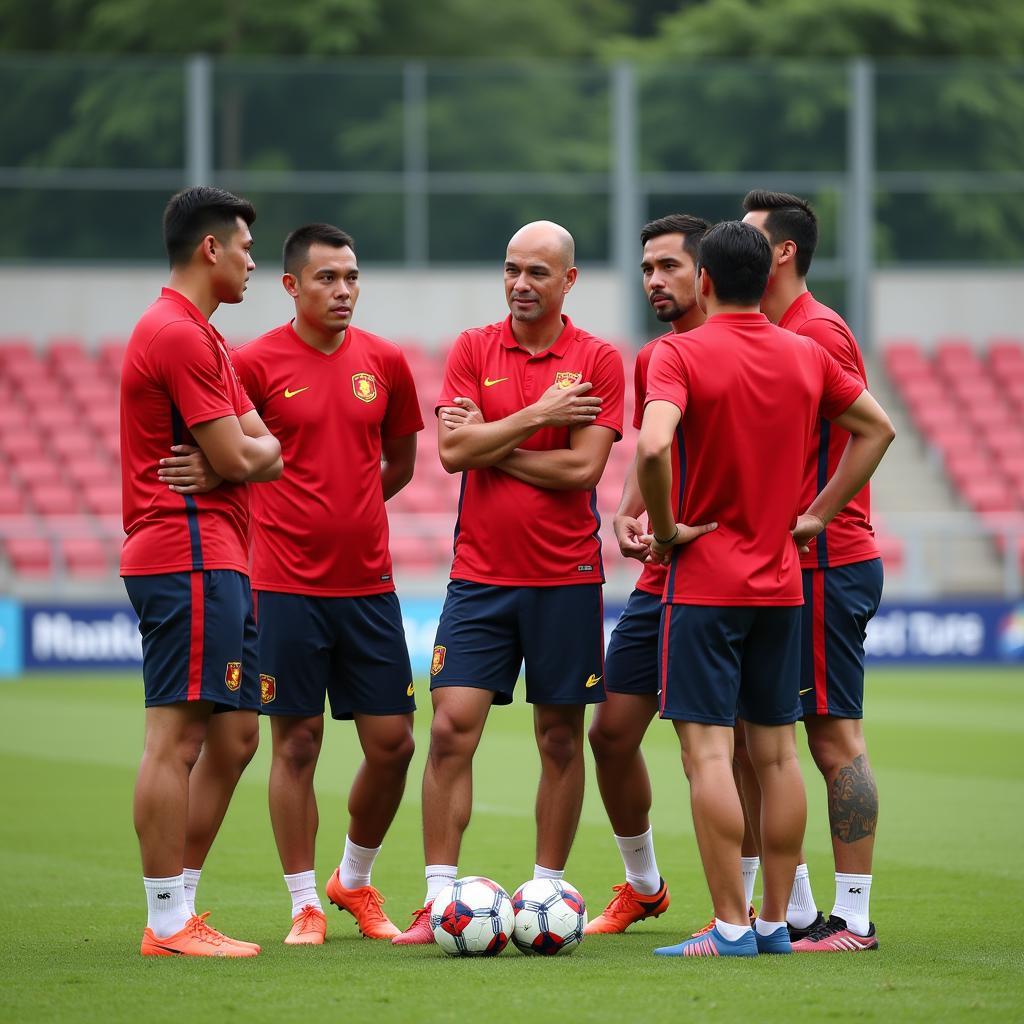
[507,220,575,271]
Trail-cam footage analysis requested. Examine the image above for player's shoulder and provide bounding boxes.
[232,322,292,363]
[346,324,406,361]
[457,321,503,344]
[130,299,213,359]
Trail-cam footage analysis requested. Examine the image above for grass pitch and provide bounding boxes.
[1,668,1022,1023]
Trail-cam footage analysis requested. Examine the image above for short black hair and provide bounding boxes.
[162,186,255,268]
[640,213,712,260]
[283,223,356,276]
[742,190,818,277]
[696,220,772,305]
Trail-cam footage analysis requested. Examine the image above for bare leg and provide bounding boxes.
[134,702,211,877]
[348,713,415,848]
[421,687,494,864]
[732,720,762,858]
[745,721,807,923]
[804,716,878,874]
[534,704,586,869]
[675,721,747,926]
[588,692,659,837]
[268,715,324,874]
[183,709,259,869]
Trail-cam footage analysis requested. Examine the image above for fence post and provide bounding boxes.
[847,58,874,349]
[404,62,429,267]
[185,54,213,186]
[611,62,642,346]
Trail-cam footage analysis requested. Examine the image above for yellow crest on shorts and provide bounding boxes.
[554,371,582,389]
[430,645,446,676]
[224,661,241,691]
[260,673,276,704]
[352,372,377,402]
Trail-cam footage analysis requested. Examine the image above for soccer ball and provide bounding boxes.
[429,876,515,956]
[511,878,587,955]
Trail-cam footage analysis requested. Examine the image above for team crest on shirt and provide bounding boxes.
[554,371,582,389]
[260,673,276,704]
[224,662,241,691]
[352,372,377,403]
[430,645,446,676]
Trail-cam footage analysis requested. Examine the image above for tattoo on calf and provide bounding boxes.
[828,754,878,844]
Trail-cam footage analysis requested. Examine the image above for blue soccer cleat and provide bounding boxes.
[754,923,792,954]
[654,925,758,958]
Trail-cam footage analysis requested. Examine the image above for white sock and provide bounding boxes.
[832,872,872,936]
[755,917,786,937]
[787,862,818,929]
[614,828,661,895]
[715,917,752,941]
[284,870,322,918]
[144,874,191,936]
[182,867,201,917]
[425,864,457,905]
[533,864,565,881]
[741,856,760,909]
[339,836,381,890]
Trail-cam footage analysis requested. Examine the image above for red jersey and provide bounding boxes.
[120,288,253,576]
[780,292,880,569]
[632,336,678,597]
[437,316,624,587]
[645,312,863,606]
[232,323,423,597]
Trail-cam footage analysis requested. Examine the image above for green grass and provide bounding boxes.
[1,669,1022,1023]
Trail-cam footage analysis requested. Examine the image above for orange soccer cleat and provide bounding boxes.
[325,869,400,940]
[391,902,435,946]
[284,904,327,946]
[140,912,259,958]
[584,879,671,935]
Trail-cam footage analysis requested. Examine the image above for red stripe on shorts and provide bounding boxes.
[659,604,673,716]
[812,570,828,715]
[187,571,205,701]
[252,589,259,624]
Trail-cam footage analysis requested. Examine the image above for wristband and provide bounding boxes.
[653,526,679,545]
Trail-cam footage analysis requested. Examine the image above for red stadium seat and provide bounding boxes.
[13,457,62,486]
[50,434,102,463]
[0,427,46,459]
[29,483,82,516]
[0,484,27,517]
[81,482,121,516]
[60,536,111,578]
[4,536,53,577]
[0,339,37,371]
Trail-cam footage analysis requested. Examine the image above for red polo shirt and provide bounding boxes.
[645,312,863,606]
[232,323,423,596]
[780,291,880,569]
[437,315,625,587]
[120,288,253,576]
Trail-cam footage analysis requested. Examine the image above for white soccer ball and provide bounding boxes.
[511,878,587,955]
[429,876,515,956]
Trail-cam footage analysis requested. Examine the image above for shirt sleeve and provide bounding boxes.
[382,349,426,438]
[797,318,864,382]
[818,346,865,421]
[632,344,653,430]
[644,340,689,417]
[435,332,481,412]
[588,344,625,439]
[146,321,237,428]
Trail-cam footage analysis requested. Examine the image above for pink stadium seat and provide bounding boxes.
[0,339,36,370]
[1,427,46,459]
[0,484,27,516]
[962,478,1017,515]
[13,457,62,486]
[82,482,121,516]
[66,457,118,488]
[874,531,905,573]
[50,434,101,462]
[3,536,52,577]
[29,483,81,516]
[61,536,110,577]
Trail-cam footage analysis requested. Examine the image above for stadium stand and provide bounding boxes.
[3,334,1001,587]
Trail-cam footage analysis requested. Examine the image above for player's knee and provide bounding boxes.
[588,718,633,761]
[274,722,322,772]
[428,710,473,762]
[237,720,260,767]
[806,725,866,776]
[366,726,415,771]
[537,721,581,771]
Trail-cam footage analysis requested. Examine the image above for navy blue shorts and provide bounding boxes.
[124,570,259,712]
[430,580,606,706]
[254,590,415,720]
[658,604,802,726]
[604,588,662,696]
[801,558,883,719]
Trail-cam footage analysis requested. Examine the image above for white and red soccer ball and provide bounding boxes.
[429,876,515,957]
[510,878,587,955]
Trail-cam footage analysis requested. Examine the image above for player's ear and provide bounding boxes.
[198,234,218,266]
[563,266,578,293]
[777,240,798,268]
[696,266,710,298]
[282,272,299,298]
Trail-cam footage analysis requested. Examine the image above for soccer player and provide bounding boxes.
[636,221,894,957]
[231,224,422,945]
[742,190,884,951]
[585,213,709,934]
[122,186,283,957]
[392,220,625,945]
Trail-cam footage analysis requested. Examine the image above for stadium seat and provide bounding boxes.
[60,536,111,577]
[28,483,82,516]
[3,536,53,577]
[13,457,62,486]
[81,482,121,516]
[0,484,27,517]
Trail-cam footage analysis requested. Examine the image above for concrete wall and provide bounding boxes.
[1,265,1021,348]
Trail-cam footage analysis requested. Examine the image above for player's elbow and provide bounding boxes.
[636,434,669,471]
[209,453,251,484]
[574,462,605,491]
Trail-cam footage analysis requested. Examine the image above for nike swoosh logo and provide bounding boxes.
[585,674,602,688]
[284,387,310,398]
[483,377,509,387]
[406,682,415,696]
[799,687,813,695]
